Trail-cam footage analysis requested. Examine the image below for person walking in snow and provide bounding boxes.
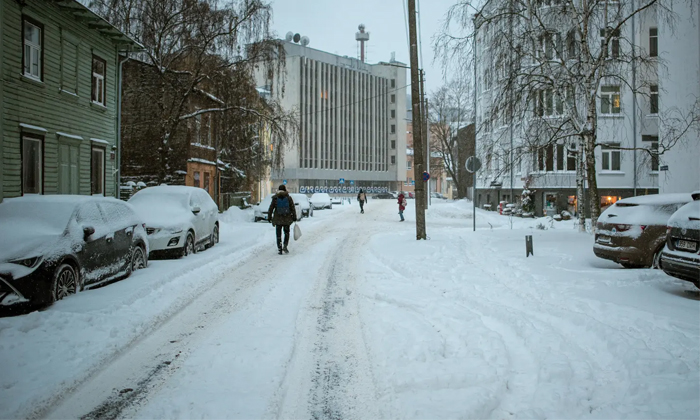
[357,189,367,214]
[268,185,297,254]
[397,193,407,222]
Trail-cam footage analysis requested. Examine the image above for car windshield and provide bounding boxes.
[130,191,188,209]
[0,199,75,233]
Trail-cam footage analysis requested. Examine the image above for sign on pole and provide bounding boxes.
[350,180,355,186]
[422,172,430,181]
[339,178,345,184]
[282,179,287,185]
[465,156,482,173]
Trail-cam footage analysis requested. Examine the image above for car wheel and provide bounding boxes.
[620,263,642,269]
[52,263,79,302]
[130,245,147,273]
[210,224,219,247]
[181,232,195,257]
[651,248,663,269]
[254,217,260,222]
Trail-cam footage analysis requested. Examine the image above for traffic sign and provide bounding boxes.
[465,156,482,173]
[422,172,430,181]
[282,179,287,185]
[339,178,345,184]
[350,180,355,185]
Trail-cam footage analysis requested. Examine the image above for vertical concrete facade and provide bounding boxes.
[257,41,407,194]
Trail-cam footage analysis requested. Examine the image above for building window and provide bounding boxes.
[650,85,658,114]
[204,172,210,191]
[649,27,658,57]
[91,147,105,195]
[556,144,564,171]
[407,160,412,170]
[391,155,396,164]
[600,86,621,115]
[391,79,396,89]
[539,31,561,60]
[567,142,577,171]
[391,124,396,134]
[23,18,43,80]
[391,140,396,149]
[643,135,659,171]
[92,56,106,106]
[391,109,396,119]
[194,171,201,188]
[600,28,620,59]
[391,94,396,104]
[22,135,43,194]
[566,30,578,59]
[602,144,621,171]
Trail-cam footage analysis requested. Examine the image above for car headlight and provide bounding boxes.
[10,256,42,268]
[166,227,184,234]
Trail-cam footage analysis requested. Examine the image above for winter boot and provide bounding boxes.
[283,246,289,254]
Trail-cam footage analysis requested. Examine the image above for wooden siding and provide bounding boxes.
[1,0,121,201]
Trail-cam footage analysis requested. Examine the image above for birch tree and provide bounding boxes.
[90,0,296,183]
[436,0,698,231]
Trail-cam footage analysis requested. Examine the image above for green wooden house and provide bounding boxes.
[0,0,140,202]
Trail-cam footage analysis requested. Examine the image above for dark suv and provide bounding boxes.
[660,192,700,288]
[594,193,693,268]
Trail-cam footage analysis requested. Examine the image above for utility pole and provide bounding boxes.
[408,0,427,239]
[420,70,429,209]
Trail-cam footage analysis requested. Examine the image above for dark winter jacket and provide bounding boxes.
[398,194,407,211]
[268,190,297,226]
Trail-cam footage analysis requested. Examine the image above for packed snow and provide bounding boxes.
[0,198,698,419]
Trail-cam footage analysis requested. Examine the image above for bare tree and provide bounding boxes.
[429,81,473,198]
[436,0,698,231]
[90,0,296,183]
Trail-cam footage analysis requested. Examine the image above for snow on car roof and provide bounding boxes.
[131,185,195,195]
[667,200,700,229]
[616,193,692,206]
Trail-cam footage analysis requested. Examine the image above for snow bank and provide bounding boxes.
[219,206,253,224]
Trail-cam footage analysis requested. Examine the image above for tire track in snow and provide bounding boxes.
[269,222,382,420]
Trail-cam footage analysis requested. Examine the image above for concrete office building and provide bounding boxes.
[255,39,407,195]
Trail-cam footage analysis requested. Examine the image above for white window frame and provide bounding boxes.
[92,56,106,106]
[649,27,658,57]
[23,19,42,80]
[650,85,659,115]
[600,28,621,59]
[601,144,621,171]
[22,135,43,195]
[407,159,412,170]
[600,86,621,115]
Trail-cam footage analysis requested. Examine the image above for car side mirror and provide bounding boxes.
[83,226,95,240]
[192,206,201,214]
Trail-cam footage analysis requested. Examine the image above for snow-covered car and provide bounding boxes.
[661,191,700,288]
[373,193,394,199]
[253,194,274,222]
[310,192,332,209]
[0,195,148,307]
[593,193,693,268]
[255,193,304,222]
[290,193,313,218]
[129,186,219,257]
[331,196,343,205]
[430,192,447,199]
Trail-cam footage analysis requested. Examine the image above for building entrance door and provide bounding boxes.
[544,192,557,216]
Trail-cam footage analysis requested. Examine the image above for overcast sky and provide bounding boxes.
[269,0,457,96]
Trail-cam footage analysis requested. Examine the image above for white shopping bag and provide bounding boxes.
[293,223,302,241]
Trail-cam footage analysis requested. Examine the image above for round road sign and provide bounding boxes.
[465,156,482,173]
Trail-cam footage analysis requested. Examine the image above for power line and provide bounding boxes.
[402,0,411,55]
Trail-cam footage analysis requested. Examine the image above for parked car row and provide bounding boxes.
[253,192,338,222]
[593,192,700,289]
[0,186,220,308]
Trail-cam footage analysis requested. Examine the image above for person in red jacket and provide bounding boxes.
[397,193,407,222]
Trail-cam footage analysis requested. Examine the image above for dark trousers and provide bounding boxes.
[359,200,365,212]
[276,224,290,249]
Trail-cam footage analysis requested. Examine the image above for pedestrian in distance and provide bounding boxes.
[268,185,297,254]
[357,189,367,214]
[398,193,407,222]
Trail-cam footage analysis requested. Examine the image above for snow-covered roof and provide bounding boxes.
[188,158,217,166]
[617,193,693,206]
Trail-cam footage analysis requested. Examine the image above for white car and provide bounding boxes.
[331,196,343,205]
[255,193,304,222]
[128,186,219,257]
[290,193,314,218]
[310,192,332,209]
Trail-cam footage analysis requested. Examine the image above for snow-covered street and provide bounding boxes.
[1,199,698,419]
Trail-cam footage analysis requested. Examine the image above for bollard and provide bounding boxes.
[526,235,534,257]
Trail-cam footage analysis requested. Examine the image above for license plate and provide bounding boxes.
[676,240,698,251]
[597,235,611,244]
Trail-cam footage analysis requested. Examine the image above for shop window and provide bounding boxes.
[194,171,201,188]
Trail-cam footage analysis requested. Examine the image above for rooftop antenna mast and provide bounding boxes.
[355,24,370,62]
